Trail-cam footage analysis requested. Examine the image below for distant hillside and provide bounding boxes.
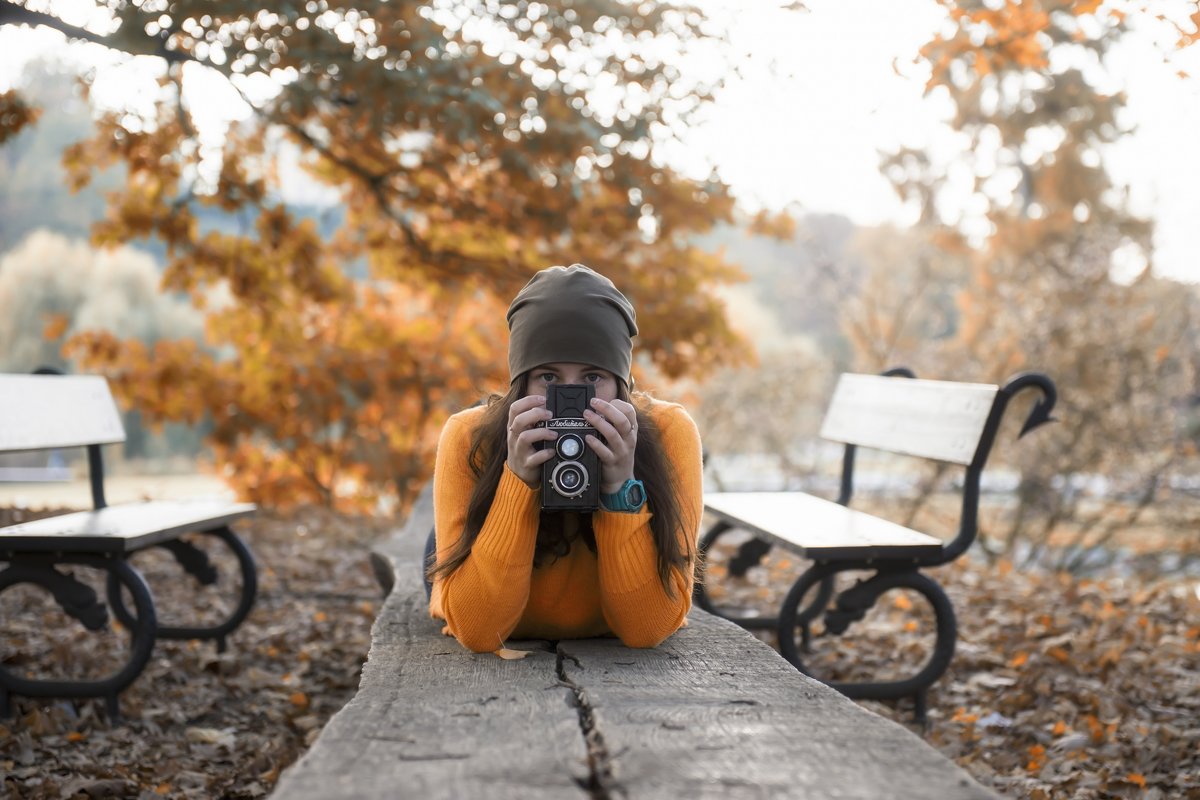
[0,59,345,264]
[694,212,867,366]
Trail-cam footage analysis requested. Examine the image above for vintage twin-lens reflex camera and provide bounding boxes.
[541,384,601,512]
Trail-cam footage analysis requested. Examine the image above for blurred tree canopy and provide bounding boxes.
[852,0,1200,564]
[0,63,122,250]
[0,0,752,512]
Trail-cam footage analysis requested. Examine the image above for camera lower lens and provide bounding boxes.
[550,460,588,498]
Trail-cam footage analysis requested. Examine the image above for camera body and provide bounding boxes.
[541,384,601,512]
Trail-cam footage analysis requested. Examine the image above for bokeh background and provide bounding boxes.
[1,2,1198,797]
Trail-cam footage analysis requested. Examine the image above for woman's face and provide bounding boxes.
[524,362,619,402]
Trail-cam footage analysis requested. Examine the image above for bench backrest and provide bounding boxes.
[0,374,126,453]
[819,373,999,465]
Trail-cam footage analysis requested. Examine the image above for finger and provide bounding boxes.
[612,399,638,431]
[516,427,558,446]
[591,399,635,436]
[508,395,546,425]
[511,432,557,462]
[585,434,615,462]
[584,409,623,444]
[586,408,634,446]
[511,406,551,434]
[522,447,557,468]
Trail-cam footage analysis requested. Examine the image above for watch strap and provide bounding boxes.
[600,478,646,512]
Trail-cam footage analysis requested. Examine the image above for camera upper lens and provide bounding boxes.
[557,434,583,459]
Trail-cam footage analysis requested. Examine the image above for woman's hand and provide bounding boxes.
[585,397,637,494]
[506,395,557,488]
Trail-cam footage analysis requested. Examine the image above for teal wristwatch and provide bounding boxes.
[600,478,646,513]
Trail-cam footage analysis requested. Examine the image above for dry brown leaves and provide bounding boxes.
[0,507,393,799]
[705,534,1200,800]
[4,502,1196,799]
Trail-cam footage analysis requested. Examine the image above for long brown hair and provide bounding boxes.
[429,374,692,596]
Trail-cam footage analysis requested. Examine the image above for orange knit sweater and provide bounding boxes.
[428,398,703,653]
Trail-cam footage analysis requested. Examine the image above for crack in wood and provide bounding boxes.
[556,646,624,800]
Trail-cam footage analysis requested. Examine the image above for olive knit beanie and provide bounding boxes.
[506,264,638,385]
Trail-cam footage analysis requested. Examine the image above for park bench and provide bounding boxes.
[271,484,998,799]
[695,368,1057,721]
[0,372,257,719]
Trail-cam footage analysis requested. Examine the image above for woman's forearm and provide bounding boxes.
[438,465,540,651]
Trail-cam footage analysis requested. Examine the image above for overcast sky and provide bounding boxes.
[2,0,1198,283]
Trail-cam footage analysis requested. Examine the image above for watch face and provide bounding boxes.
[626,482,645,507]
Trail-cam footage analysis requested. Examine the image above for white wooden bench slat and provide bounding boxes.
[704,491,943,560]
[819,373,999,465]
[0,375,126,452]
[0,500,257,554]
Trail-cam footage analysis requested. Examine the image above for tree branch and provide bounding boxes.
[0,0,193,65]
[280,119,519,277]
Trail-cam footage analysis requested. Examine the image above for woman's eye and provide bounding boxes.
[584,374,602,383]
[537,373,557,383]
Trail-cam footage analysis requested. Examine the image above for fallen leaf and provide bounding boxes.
[494,648,532,660]
[186,727,237,748]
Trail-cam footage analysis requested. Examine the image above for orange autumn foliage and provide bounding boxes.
[16,1,755,514]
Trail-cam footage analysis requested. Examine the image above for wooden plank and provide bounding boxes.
[0,501,257,554]
[0,374,125,452]
[558,614,997,799]
[819,374,998,465]
[278,485,997,799]
[271,487,590,800]
[705,492,943,560]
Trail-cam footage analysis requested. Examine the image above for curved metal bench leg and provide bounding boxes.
[728,537,772,578]
[777,563,839,669]
[0,555,157,720]
[798,573,835,654]
[106,526,256,651]
[778,565,957,721]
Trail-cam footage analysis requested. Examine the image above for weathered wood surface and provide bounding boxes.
[272,487,590,799]
[820,373,998,465]
[704,491,943,560]
[559,619,991,799]
[273,486,997,799]
[0,500,257,554]
[0,374,125,452]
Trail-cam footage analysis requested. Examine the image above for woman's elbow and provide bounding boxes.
[442,599,504,653]
[611,609,687,648]
[615,628,674,649]
[455,629,502,653]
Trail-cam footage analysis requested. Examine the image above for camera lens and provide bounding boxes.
[557,434,583,459]
[550,461,588,498]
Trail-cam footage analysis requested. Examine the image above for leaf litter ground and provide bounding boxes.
[704,527,1200,800]
[2,505,1198,799]
[0,507,391,799]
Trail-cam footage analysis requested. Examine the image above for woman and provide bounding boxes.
[427,264,703,652]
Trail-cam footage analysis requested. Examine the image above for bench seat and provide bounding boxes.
[0,370,260,717]
[704,491,942,561]
[696,369,1058,720]
[0,500,257,554]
